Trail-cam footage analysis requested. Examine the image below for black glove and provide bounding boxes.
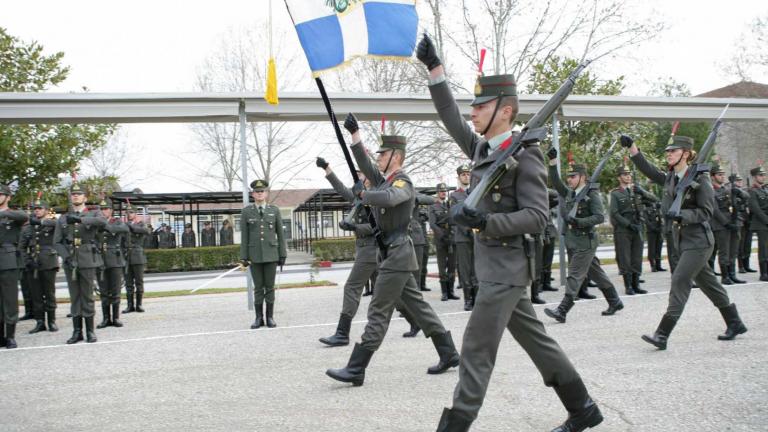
[66,214,81,224]
[343,113,359,134]
[416,33,441,71]
[665,212,682,223]
[29,217,41,226]
[632,185,641,194]
[351,180,365,199]
[546,147,558,161]
[726,223,738,232]
[338,220,355,231]
[450,203,488,230]
[565,215,579,227]
[316,157,329,169]
[278,256,286,267]
[620,134,634,148]
[629,223,642,233]
[239,259,250,268]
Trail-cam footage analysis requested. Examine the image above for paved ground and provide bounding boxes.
[3,265,767,431]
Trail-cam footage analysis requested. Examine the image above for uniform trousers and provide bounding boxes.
[614,230,643,275]
[565,248,615,298]
[713,229,736,270]
[249,262,277,305]
[666,244,731,319]
[413,244,426,285]
[125,264,145,296]
[0,269,20,323]
[756,230,768,262]
[340,257,377,319]
[27,268,57,319]
[646,230,663,265]
[64,266,97,317]
[98,267,123,306]
[435,241,455,283]
[454,242,477,290]
[738,226,752,260]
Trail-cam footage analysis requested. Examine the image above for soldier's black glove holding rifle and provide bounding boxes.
[343,113,359,134]
[66,214,81,224]
[450,204,488,231]
[546,147,558,161]
[620,134,634,149]
[278,256,286,271]
[416,33,442,71]
[351,181,365,199]
[316,157,329,169]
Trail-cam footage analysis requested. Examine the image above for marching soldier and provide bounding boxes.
[181,223,196,248]
[624,135,747,349]
[326,114,459,387]
[748,166,768,281]
[420,35,603,432]
[316,159,377,346]
[643,183,666,272]
[201,221,216,247]
[540,189,560,292]
[449,164,479,310]
[125,204,150,313]
[545,157,624,323]
[609,165,654,295]
[219,219,234,246]
[20,197,60,334]
[240,179,287,329]
[429,183,459,301]
[734,175,756,273]
[158,224,175,249]
[403,191,439,337]
[53,181,107,344]
[96,198,129,328]
[0,184,29,349]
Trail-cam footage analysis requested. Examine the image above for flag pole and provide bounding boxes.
[314,77,360,183]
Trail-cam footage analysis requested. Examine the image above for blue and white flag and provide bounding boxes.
[285,0,418,76]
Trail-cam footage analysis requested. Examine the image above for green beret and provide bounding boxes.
[456,164,471,174]
[377,135,407,153]
[250,179,268,191]
[471,74,517,106]
[665,135,694,151]
[567,164,587,176]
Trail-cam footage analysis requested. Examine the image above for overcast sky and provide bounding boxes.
[3,0,766,192]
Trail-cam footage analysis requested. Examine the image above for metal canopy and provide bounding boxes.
[1,91,767,124]
[111,191,253,206]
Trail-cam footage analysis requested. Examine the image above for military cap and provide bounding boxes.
[250,179,268,191]
[185,223,192,228]
[456,164,471,174]
[99,197,112,208]
[222,219,230,225]
[204,221,211,225]
[616,165,631,176]
[750,166,767,176]
[665,135,694,151]
[472,74,517,106]
[0,184,11,196]
[70,182,86,195]
[710,165,725,175]
[567,164,587,177]
[376,135,407,153]
[33,198,49,209]
[436,182,448,192]
[734,174,744,181]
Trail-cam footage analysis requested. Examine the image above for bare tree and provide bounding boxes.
[722,13,768,82]
[83,128,146,189]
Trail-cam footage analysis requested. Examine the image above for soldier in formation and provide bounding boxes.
[219,219,234,246]
[429,183,459,301]
[181,223,196,248]
[709,165,747,285]
[449,164,479,311]
[20,197,59,334]
[748,166,768,281]
[733,175,755,274]
[643,182,666,272]
[201,221,216,247]
[0,184,29,349]
[539,189,560,293]
[157,224,175,249]
[96,198,128,328]
[125,204,150,313]
[240,179,287,329]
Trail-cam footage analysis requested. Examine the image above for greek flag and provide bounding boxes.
[285,0,418,76]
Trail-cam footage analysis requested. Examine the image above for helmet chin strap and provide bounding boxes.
[481,94,504,137]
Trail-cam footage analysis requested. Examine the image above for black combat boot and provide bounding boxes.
[447,279,460,300]
[761,261,768,282]
[5,323,17,349]
[600,286,624,316]
[586,280,597,288]
[742,257,757,273]
[531,280,546,304]
[362,279,373,296]
[135,292,145,313]
[717,304,748,340]
[29,319,47,334]
[576,280,596,300]
[319,314,351,346]
[250,303,264,329]
[111,303,123,327]
[47,310,59,332]
[123,293,135,313]
[737,258,747,274]
[721,266,734,285]
[545,295,575,323]
[632,273,648,294]
[84,316,97,343]
[403,322,420,338]
[463,287,474,310]
[728,263,746,284]
[436,407,474,432]
[97,303,111,329]
[440,281,449,301]
[0,320,5,347]
[66,316,84,344]
[326,343,374,386]
[551,379,604,432]
[655,259,666,272]
[266,303,277,328]
[427,331,460,374]
[622,274,634,295]
[541,271,558,291]
[641,314,678,350]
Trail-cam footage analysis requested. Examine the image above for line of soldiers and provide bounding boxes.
[0,181,152,349]
[147,219,234,249]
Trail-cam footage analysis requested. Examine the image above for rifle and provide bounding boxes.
[566,137,620,220]
[666,105,729,219]
[626,156,644,227]
[464,61,590,209]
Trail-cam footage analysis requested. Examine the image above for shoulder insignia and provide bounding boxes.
[393,179,406,188]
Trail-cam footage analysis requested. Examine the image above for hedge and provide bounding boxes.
[146,245,240,273]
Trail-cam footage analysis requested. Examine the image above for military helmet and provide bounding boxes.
[436,182,448,192]
[665,136,694,151]
[250,179,268,191]
[456,164,471,174]
[377,135,407,153]
[567,164,588,177]
[471,74,517,106]
[751,166,767,176]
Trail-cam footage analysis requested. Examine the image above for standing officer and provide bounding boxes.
[219,219,234,246]
[326,114,460,387]
[748,166,768,281]
[125,204,150,313]
[609,165,653,295]
[240,180,287,329]
[53,181,106,344]
[181,223,196,248]
[450,164,479,310]
[417,204,431,291]
[734,175,756,273]
[545,157,624,323]
[145,224,159,249]
[201,221,216,247]
[540,189,560,292]
[316,159,377,346]
[429,183,459,301]
[158,224,175,249]
[419,35,603,432]
[0,184,29,349]
[643,183,666,272]
[20,197,60,334]
[96,198,129,328]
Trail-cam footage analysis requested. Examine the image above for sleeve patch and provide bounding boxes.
[393,179,406,188]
